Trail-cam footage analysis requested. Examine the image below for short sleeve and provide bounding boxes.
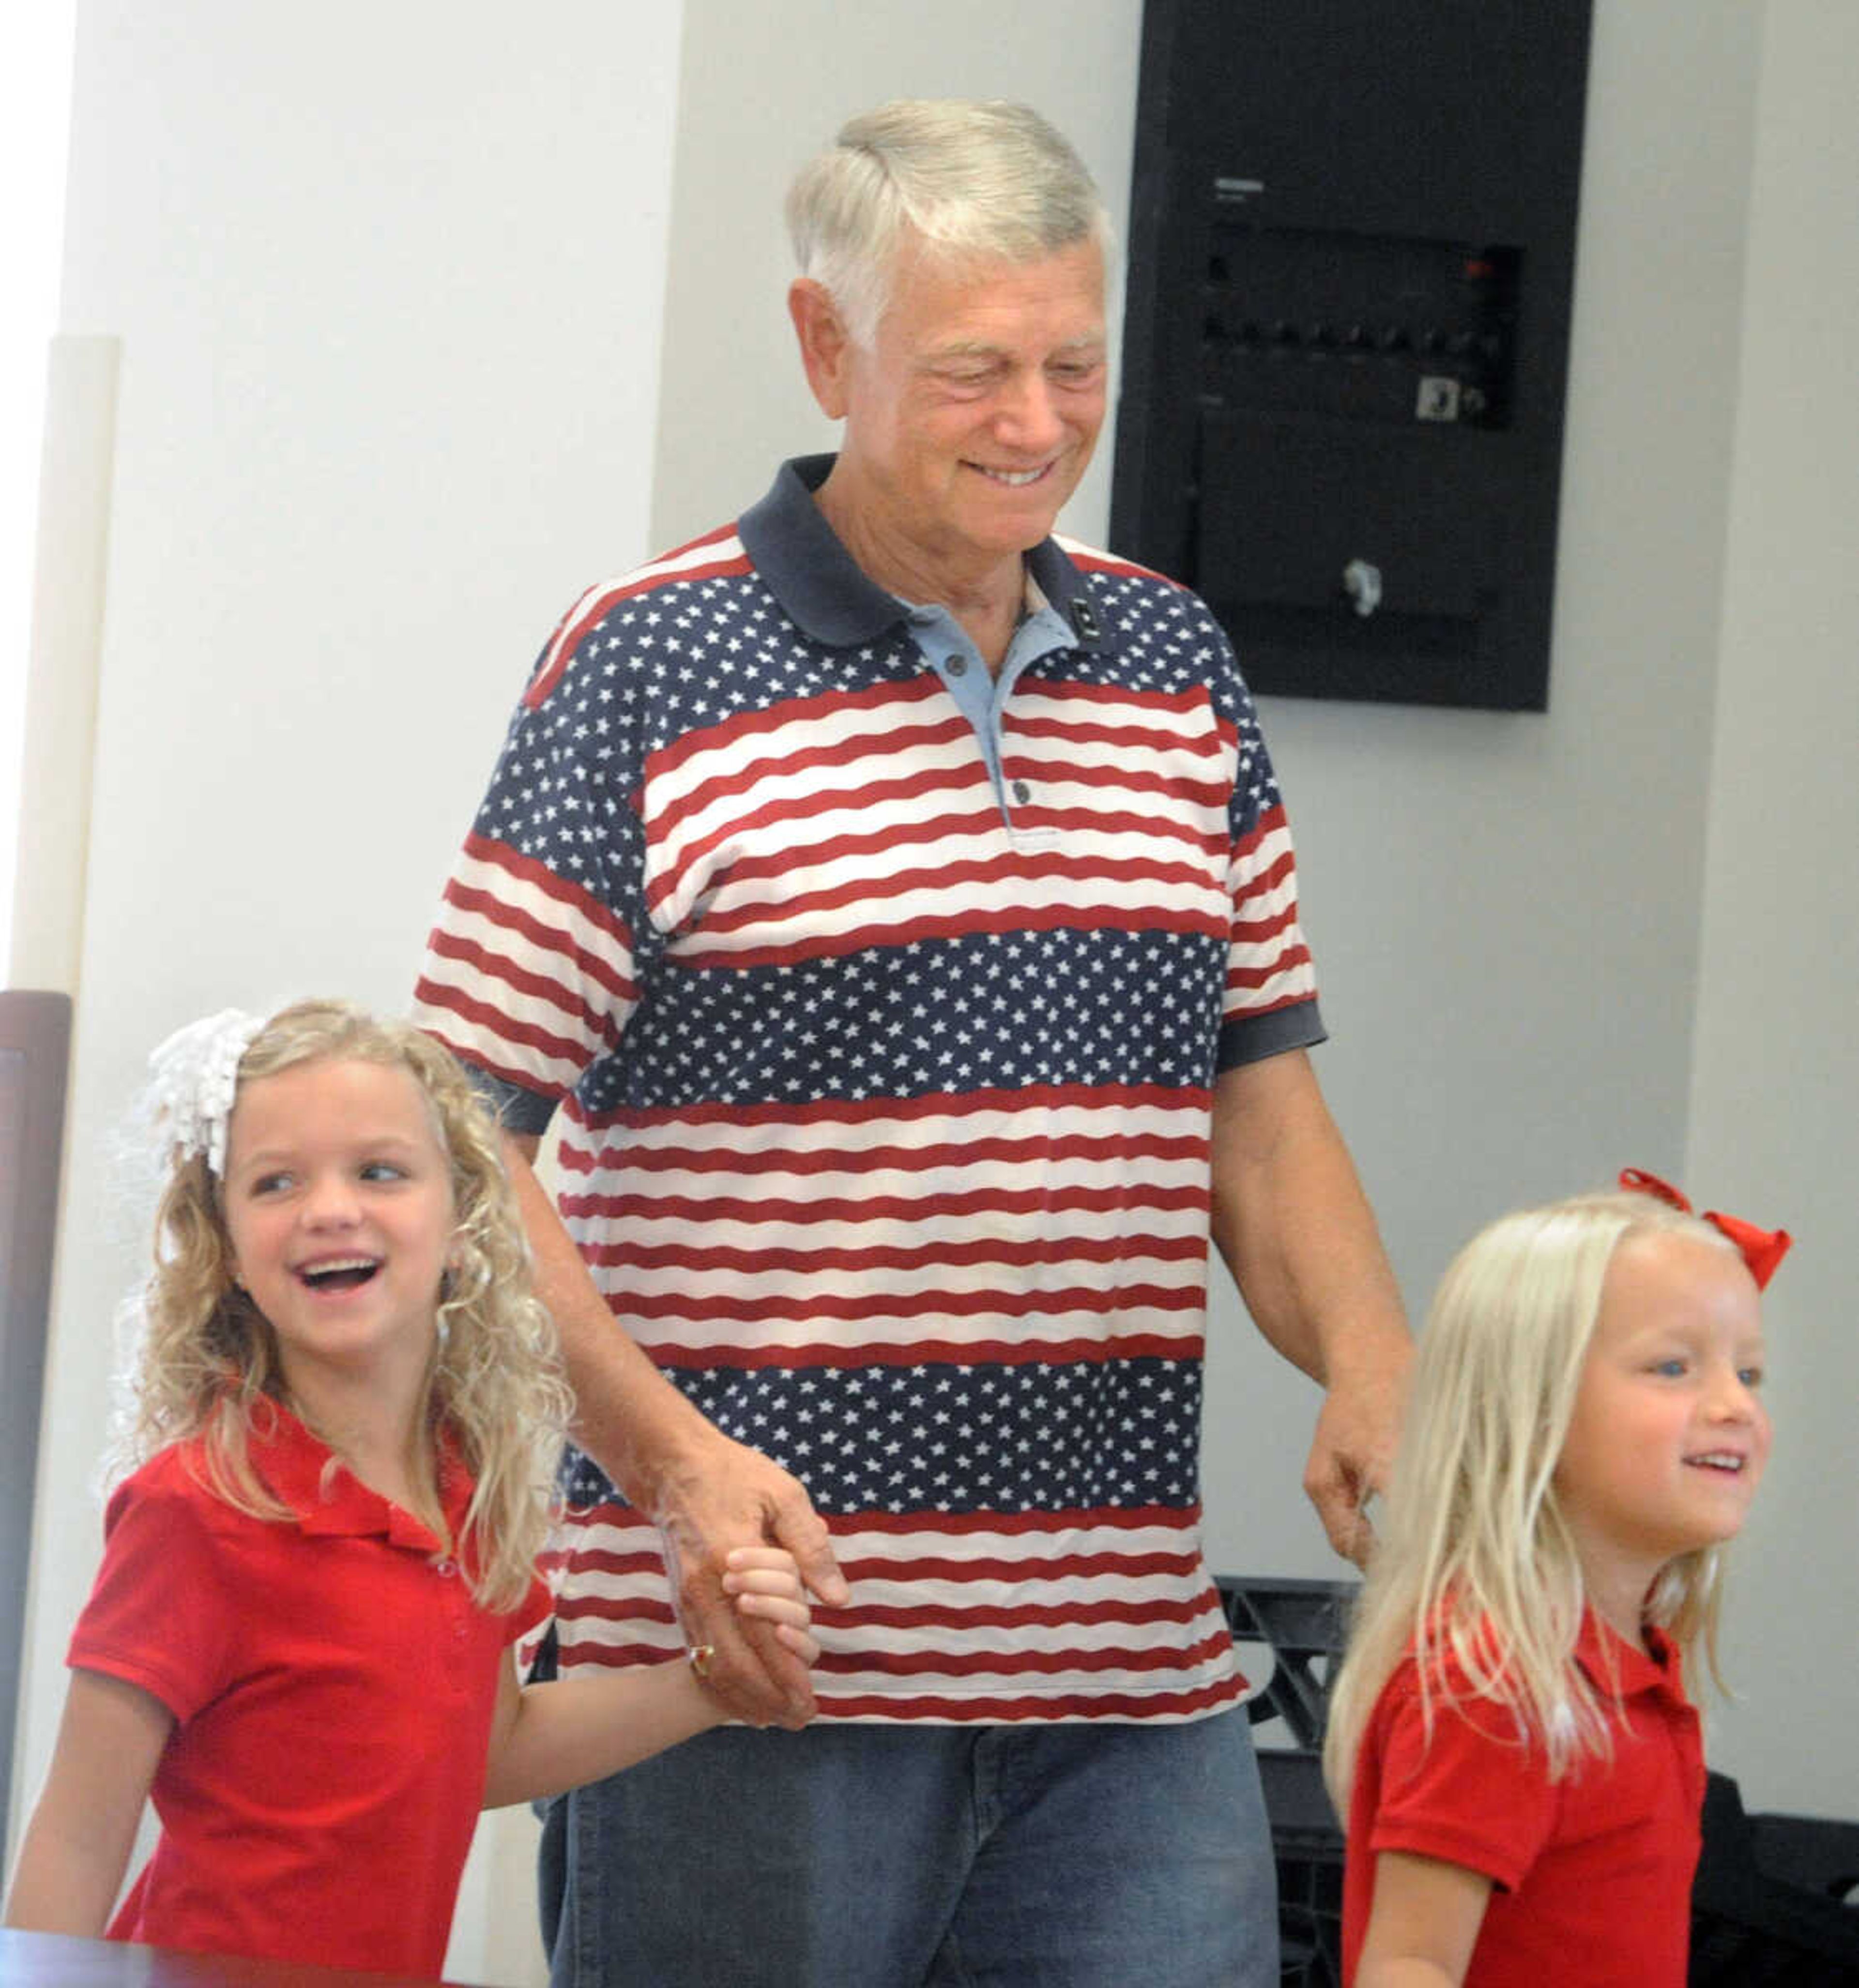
[1366,1676,1559,1894]
[411,600,657,1112]
[1197,601,1326,1068]
[68,1472,237,1724]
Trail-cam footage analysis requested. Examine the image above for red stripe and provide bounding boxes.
[554,1502,1203,1538]
[562,1131,1209,1181]
[1223,988,1321,1024]
[558,1184,1209,1226]
[553,1593,678,1627]
[813,1629,1235,1678]
[1016,676,1207,716]
[830,1593,1216,1631]
[1230,845,1296,907]
[649,673,946,783]
[810,1676,1246,1721]
[1229,903,1298,945]
[991,801,1226,856]
[1007,706,1220,752]
[998,752,1230,811]
[524,531,751,708]
[1226,942,1314,991]
[425,926,630,1042]
[411,977,593,1071]
[606,1279,1199,1322]
[686,848,1225,941]
[644,1333,1205,1373]
[648,760,992,915]
[563,1080,1208,1135]
[583,1233,1206,1275]
[454,831,633,951]
[677,900,1225,971]
[835,1548,1203,1584]
[1230,801,1290,863]
[411,1017,561,1105]
[710,808,1012,889]
[652,705,974,852]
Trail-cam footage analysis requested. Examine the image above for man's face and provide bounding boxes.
[822,238,1108,583]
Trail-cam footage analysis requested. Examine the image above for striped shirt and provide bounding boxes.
[413,455,1326,1722]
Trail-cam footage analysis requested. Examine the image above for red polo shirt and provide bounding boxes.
[1342,1613,1704,1987]
[68,1405,549,1977]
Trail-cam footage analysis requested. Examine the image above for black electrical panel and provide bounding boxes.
[1111,2,1593,710]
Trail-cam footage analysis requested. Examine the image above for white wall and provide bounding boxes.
[10,2,1855,1983]
[11,5,685,1980]
[1686,0,1859,1820]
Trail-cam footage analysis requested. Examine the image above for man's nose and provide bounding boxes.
[993,369,1064,450]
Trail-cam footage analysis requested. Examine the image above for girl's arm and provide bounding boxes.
[1354,1851,1493,1988]
[482,1546,820,1809]
[3,1670,172,1933]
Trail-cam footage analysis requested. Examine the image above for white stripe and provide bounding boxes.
[650,686,960,812]
[564,1098,1209,1159]
[674,874,1227,959]
[592,1249,1204,1306]
[592,1300,1206,1355]
[446,845,635,989]
[566,1202,1207,1251]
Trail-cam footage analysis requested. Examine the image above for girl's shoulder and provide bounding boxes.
[105,1435,267,1537]
[1373,1614,1533,1742]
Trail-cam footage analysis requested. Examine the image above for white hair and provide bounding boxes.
[786,99,1113,348]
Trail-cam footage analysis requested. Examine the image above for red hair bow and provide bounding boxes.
[1618,1168,1793,1290]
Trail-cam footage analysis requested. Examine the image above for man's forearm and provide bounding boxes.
[1207,1050,1409,1381]
[504,1132,717,1508]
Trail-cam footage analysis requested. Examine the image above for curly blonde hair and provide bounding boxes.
[117,998,571,1612]
[1324,1189,1751,1810]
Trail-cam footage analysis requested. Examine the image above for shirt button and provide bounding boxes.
[1012,780,1032,806]
[946,656,968,677]
[434,1557,457,1578]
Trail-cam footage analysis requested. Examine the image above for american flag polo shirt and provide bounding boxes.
[413,454,1327,1723]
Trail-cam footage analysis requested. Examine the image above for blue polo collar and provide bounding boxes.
[736,454,1111,654]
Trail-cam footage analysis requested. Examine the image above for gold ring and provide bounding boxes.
[686,1642,716,1681]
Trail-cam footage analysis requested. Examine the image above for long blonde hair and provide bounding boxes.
[116,998,571,1611]
[1323,1190,1745,1808]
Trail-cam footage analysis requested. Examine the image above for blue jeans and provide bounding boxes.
[538,1708,1279,1987]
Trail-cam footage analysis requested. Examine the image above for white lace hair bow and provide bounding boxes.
[146,1008,268,1179]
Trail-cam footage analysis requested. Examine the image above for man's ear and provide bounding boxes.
[789,278,854,421]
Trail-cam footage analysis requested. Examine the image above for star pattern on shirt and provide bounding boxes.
[556,1355,1204,1518]
[478,565,1282,905]
[601,926,1227,1113]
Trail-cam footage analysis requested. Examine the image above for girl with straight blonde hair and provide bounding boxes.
[1326,1176,1789,1987]
[5,1000,817,1976]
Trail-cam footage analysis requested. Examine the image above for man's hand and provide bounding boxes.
[1301,1330,1411,1565]
[501,1128,850,1721]
[652,1425,850,1728]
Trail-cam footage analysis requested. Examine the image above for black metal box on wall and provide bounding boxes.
[1110,2,1594,710]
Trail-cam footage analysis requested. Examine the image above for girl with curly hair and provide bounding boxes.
[5,1000,816,1975]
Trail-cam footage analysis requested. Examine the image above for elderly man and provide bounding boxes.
[415,100,1410,1988]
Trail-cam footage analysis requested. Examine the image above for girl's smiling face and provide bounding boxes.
[220,1056,456,1402]
[1554,1230,1771,1628]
